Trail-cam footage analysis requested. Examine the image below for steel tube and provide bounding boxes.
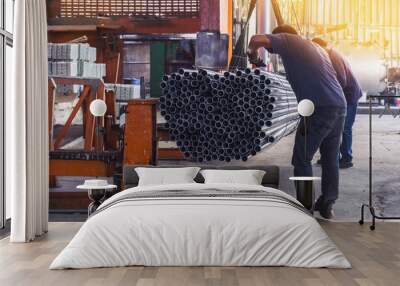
[159,68,299,162]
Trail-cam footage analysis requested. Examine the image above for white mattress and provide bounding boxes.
[50,183,350,269]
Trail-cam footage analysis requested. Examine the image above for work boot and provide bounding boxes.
[314,196,323,211]
[339,160,353,169]
[314,197,335,219]
[319,203,335,219]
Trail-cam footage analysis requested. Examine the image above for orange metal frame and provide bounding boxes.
[48,77,106,151]
[50,159,116,177]
[48,77,119,188]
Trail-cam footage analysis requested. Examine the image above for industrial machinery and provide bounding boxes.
[45,0,307,211]
[48,75,158,210]
[45,0,212,210]
[49,77,158,163]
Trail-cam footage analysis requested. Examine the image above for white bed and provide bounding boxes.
[50,183,350,269]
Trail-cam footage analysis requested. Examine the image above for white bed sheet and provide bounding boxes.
[50,183,350,269]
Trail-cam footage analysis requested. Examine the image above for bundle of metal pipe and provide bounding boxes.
[160,68,299,162]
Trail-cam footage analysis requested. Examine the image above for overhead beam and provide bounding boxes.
[48,25,98,32]
[48,17,201,34]
[50,160,115,177]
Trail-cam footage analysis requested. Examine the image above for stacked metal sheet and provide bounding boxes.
[105,83,142,120]
[48,43,106,78]
[49,43,96,62]
[160,68,299,162]
[105,83,141,101]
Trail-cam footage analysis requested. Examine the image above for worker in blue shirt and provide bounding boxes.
[312,38,363,169]
[247,25,346,219]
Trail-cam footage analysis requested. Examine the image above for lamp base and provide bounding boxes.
[289,177,321,214]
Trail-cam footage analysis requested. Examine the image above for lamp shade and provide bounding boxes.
[297,99,315,117]
[90,99,107,117]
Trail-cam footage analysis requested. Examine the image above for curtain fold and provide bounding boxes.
[9,0,49,242]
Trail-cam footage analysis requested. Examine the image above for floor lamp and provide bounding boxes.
[81,99,111,216]
[297,99,315,156]
[290,99,320,213]
[89,99,107,152]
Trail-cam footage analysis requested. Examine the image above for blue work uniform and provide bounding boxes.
[327,48,363,163]
[267,33,347,204]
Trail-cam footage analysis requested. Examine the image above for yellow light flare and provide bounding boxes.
[278,0,400,67]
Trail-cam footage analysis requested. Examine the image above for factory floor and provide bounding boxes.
[1,222,400,286]
[161,114,400,220]
[51,114,400,221]
[260,113,399,220]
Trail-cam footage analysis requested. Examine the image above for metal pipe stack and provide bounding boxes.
[160,68,299,162]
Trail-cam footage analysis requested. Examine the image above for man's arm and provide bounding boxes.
[247,35,272,64]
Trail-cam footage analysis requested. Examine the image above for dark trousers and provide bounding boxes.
[292,107,346,203]
[340,104,357,162]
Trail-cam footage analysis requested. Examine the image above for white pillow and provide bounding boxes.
[135,167,201,186]
[200,169,266,185]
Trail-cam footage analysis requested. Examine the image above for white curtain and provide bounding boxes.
[8,0,49,242]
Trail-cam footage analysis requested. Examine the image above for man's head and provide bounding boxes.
[312,37,328,48]
[272,24,298,35]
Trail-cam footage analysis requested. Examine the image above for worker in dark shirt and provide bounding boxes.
[247,25,346,219]
[312,38,363,169]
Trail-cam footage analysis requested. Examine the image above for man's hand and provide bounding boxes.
[246,48,259,65]
[247,55,267,67]
[247,35,271,65]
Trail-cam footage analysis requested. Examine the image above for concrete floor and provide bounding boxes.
[53,114,400,221]
[161,114,400,220]
[263,113,400,220]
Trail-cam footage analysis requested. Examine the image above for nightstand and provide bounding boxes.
[77,180,117,216]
